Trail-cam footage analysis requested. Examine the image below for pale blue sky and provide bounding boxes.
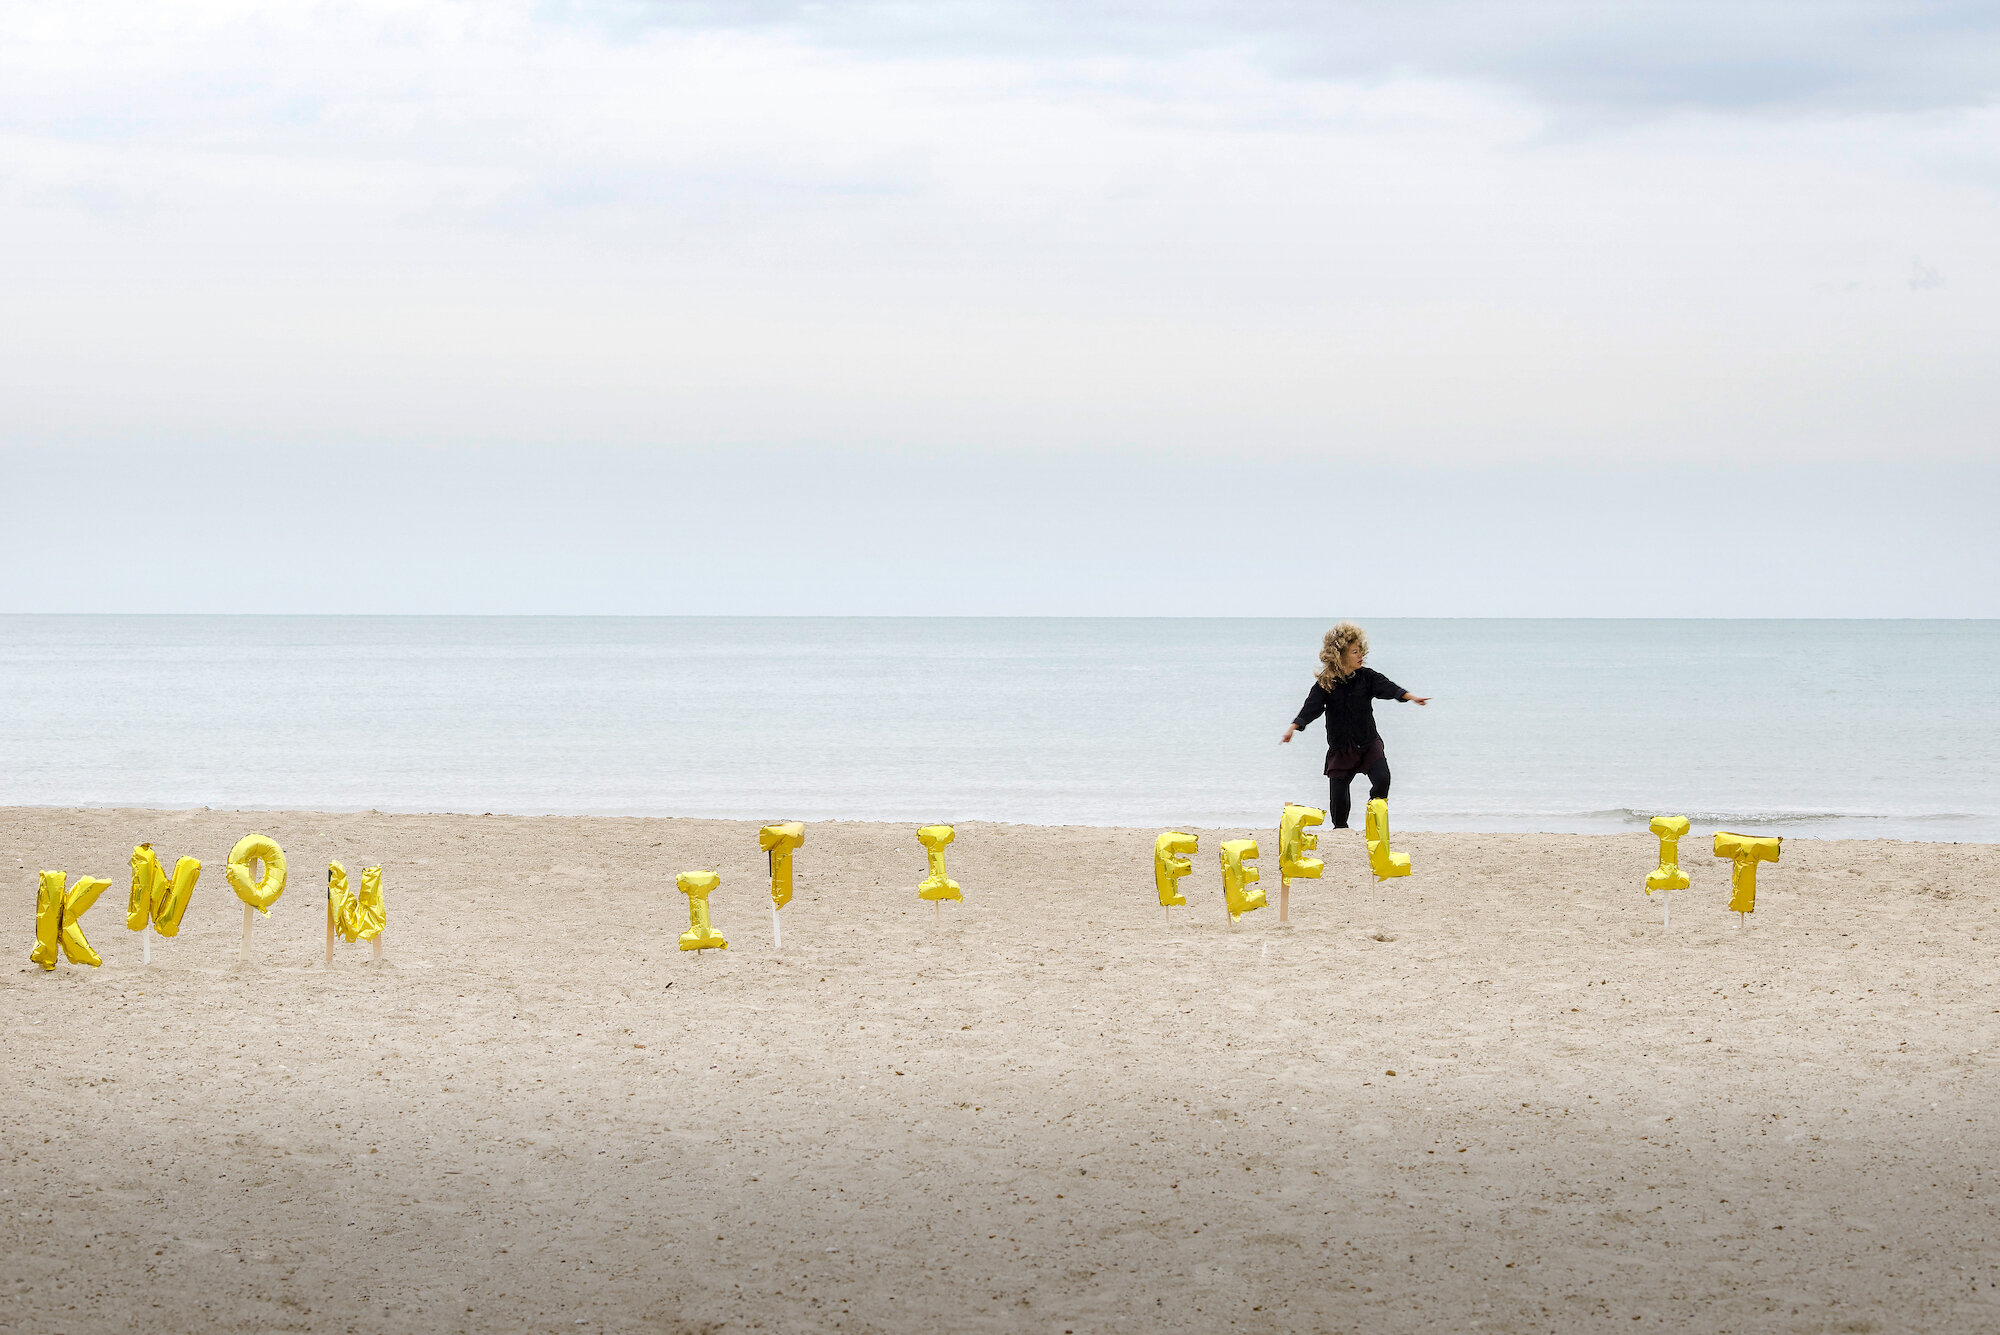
[2,2,1995,613]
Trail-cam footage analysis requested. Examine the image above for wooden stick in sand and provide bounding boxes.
[771,903,782,950]
[1279,876,1291,923]
[240,902,255,966]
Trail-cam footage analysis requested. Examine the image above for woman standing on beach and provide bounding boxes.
[1280,622,1429,828]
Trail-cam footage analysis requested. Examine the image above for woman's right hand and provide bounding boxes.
[1280,724,1296,744]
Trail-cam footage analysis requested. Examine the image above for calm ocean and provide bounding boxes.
[2,617,1994,842]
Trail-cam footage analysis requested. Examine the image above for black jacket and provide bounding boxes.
[1292,668,1407,751]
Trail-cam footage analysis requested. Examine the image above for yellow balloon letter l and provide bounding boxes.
[1154,831,1196,915]
[1365,799,1411,881]
[1219,839,1267,923]
[31,871,111,970]
[677,870,728,953]
[1714,832,1781,920]
[1645,816,1691,928]
[917,826,962,905]
[1279,803,1326,922]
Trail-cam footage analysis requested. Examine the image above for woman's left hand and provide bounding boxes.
[1405,694,1430,706]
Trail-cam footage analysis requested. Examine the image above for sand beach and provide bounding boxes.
[6,806,1998,1333]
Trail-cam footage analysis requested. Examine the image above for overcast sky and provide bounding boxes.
[2,1,1995,614]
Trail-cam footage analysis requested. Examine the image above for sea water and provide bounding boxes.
[2,617,1994,841]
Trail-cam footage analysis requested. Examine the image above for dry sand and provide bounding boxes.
[5,806,1999,1334]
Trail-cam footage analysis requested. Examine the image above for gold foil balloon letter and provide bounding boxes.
[917,826,962,903]
[226,833,289,913]
[31,871,111,970]
[677,870,728,952]
[1646,816,1691,895]
[1280,804,1326,881]
[1218,839,1267,922]
[1365,799,1411,881]
[759,822,806,910]
[127,844,200,936]
[1714,832,1781,915]
[1154,831,1196,908]
[326,862,387,943]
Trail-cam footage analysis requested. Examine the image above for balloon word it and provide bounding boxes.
[1154,831,1196,907]
[1646,816,1691,896]
[1365,799,1411,881]
[677,870,728,951]
[128,844,200,936]
[225,833,289,914]
[760,823,806,910]
[31,871,111,970]
[1280,803,1326,881]
[326,862,387,943]
[1713,832,1782,914]
[1219,839,1267,921]
[917,826,962,903]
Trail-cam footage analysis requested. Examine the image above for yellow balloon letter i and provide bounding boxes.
[677,870,728,955]
[1645,816,1690,927]
[918,826,962,919]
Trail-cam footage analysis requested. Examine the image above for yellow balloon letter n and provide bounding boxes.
[678,870,727,953]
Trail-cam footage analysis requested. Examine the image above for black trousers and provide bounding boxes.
[1328,751,1392,828]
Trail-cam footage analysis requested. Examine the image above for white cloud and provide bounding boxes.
[0,0,1995,476]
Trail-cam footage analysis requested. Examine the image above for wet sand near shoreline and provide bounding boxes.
[5,806,1999,1333]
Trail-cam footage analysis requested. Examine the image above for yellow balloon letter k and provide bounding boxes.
[31,871,111,970]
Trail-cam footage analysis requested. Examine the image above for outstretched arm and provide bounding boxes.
[1400,691,1430,706]
[1282,684,1327,743]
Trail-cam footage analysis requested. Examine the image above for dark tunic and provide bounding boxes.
[1292,668,1407,770]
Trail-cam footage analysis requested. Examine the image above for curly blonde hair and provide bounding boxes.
[1315,622,1369,689]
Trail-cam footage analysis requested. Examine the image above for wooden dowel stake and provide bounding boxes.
[772,905,782,950]
[1280,876,1291,923]
[240,902,254,966]
[371,934,383,963]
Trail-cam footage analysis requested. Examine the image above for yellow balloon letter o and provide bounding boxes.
[226,834,289,913]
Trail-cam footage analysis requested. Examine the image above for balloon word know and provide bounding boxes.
[1154,831,1196,908]
[760,822,805,910]
[31,871,111,970]
[677,870,728,951]
[1219,839,1267,921]
[1365,799,1411,881]
[1713,832,1782,914]
[917,826,962,903]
